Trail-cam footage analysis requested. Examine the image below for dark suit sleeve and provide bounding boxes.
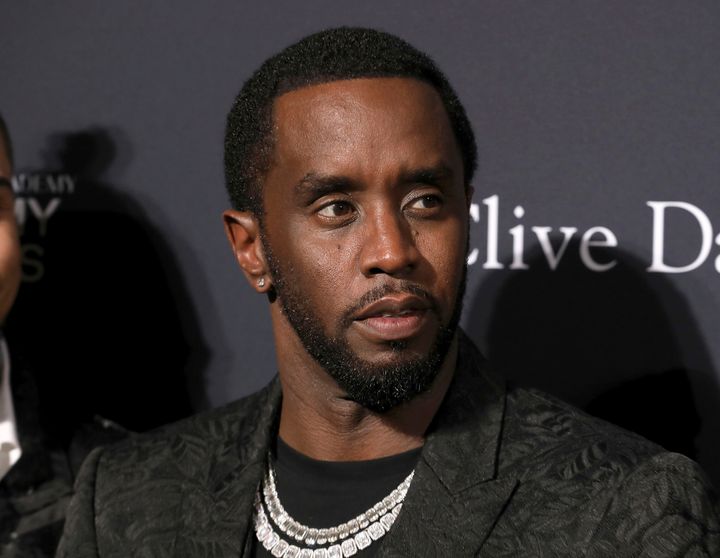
[55,446,104,558]
[586,453,720,557]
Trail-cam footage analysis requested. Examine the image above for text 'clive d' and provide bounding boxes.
[469,195,720,274]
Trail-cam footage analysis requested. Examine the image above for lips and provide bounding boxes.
[352,295,432,341]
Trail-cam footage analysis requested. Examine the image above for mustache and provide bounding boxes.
[341,281,439,327]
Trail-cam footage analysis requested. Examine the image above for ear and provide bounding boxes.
[223,209,271,294]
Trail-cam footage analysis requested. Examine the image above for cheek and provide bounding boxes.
[279,232,353,300]
[417,221,467,283]
[321,247,364,312]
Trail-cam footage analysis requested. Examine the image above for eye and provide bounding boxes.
[317,200,355,218]
[407,194,442,210]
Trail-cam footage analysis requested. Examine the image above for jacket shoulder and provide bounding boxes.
[97,380,277,477]
[503,386,665,481]
[59,382,279,557]
[487,386,720,554]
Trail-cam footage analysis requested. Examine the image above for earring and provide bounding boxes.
[257,277,266,288]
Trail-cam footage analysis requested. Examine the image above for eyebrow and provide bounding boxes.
[294,164,455,201]
[399,164,454,186]
[295,173,354,200]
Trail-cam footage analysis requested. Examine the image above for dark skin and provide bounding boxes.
[224,78,471,461]
[0,136,20,325]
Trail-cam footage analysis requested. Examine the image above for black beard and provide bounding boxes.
[262,236,466,413]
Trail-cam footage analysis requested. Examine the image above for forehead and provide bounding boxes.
[268,77,461,178]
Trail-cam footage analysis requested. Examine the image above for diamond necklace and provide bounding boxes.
[253,456,414,557]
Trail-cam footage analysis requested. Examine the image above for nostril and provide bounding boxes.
[359,215,420,277]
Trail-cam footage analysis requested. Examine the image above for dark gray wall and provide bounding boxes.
[3,1,719,483]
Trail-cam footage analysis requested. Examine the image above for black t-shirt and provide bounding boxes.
[252,437,421,557]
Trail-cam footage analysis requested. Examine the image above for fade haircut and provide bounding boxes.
[0,112,13,168]
[224,27,477,215]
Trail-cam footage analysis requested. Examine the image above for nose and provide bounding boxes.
[359,209,419,277]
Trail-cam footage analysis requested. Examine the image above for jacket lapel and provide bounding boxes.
[231,379,282,556]
[380,335,518,557]
[171,377,282,557]
[3,346,53,494]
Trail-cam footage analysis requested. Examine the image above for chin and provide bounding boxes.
[319,342,450,413]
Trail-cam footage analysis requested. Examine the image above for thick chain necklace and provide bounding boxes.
[253,456,414,557]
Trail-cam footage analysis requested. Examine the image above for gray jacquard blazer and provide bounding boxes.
[57,335,720,557]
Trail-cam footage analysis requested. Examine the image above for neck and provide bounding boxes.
[276,334,458,462]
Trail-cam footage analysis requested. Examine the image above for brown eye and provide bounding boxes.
[318,201,354,217]
[408,195,441,210]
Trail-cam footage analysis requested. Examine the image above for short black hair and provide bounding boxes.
[0,112,13,169]
[224,27,477,214]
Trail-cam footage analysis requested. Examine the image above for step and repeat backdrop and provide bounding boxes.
[2,1,719,483]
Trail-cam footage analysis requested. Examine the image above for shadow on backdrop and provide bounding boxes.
[465,240,719,482]
[6,128,209,449]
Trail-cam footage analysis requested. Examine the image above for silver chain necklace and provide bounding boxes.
[253,456,414,557]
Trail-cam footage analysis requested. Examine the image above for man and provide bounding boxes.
[0,112,72,557]
[0,112,72,556]
[58,28,719,557]
[0,114,126,557]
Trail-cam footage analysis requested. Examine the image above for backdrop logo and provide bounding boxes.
[468,195,720,274]
[12,172,76,282]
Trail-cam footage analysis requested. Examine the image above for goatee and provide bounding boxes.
[263,236,466,412]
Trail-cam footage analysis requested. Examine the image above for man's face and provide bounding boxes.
[260,78,470,411]
[0,136,20,324]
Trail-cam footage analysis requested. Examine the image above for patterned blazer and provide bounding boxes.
[57,335,720,557]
